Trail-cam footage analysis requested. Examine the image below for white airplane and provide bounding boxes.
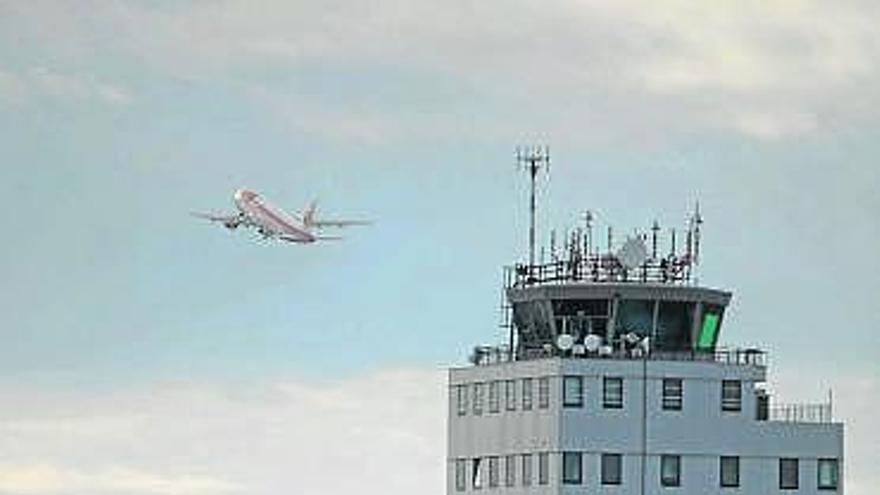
[193,189,370,244]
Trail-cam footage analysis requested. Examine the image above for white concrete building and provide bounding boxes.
[447,236,844,495]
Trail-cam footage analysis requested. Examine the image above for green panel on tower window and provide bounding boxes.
[697,312,720,350]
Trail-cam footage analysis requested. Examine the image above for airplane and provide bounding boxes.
[193,189,370,244]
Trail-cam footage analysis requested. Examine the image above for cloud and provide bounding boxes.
[0,67,133,107]
[0,368,446,495]
[3,1,878,142]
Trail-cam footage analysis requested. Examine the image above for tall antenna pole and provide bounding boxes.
[516,146,550,273]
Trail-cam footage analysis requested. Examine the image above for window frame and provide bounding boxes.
[779,458,799,490]
[601,453,623,486]
[538,376,551,409]
[721,380,742,412]
[521,453,533,487]
[720,456,740,488]
[562,452,583,485]
[505,379,517,411]
[455,458,467,492]
[488,456,500,488]
[472,458,484,490]
[472,382,484,416]
[456,384,468,416]
[660,454,681,487]
[817,458,839,490]
[504,454,516,487]
[563,375,584,408]
[603,376,624,409]
[488,380,500,414]
[662,378,683,411]
[538,452,550,485]
[522,377,533,410]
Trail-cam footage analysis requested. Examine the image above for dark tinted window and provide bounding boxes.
[656,301,695,350]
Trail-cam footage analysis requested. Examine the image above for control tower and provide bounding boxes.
[446,162,844,494]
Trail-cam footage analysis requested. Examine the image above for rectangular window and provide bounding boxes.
[488,456,500,488]
[538,377,550,409]
[661,455,681,487]
[817,458,839,490]
[472,383,484,416]
[521,454,533,487]
[722,380,742,412]
[489,381,500,413]
[455,458,467,492]
[505,380,517,411]
[538,452,550,485]
[601,453,622,485]
[662,378,683,411]
[603,376,624,409]
[504,455,516,487]
[472,458,484,490]
[720,456,740,488]
[456,385,468,416]
[563,375,584,408]
[522,378,533,410]
[562,452,582,485]
[779,458,799,490]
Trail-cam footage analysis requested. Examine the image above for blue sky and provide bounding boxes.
[0,1,878,494]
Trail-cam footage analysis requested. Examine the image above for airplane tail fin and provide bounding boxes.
[302,200,318,228]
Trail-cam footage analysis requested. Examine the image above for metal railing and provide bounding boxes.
[506,254,696,288]
[470,345,766,367]
[769,402,834,424]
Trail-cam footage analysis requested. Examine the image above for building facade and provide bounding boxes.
[447,234,844,495]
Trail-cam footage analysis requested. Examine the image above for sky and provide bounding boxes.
[0,1,878,494]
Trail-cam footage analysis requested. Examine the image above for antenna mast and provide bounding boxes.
[516,145,550,273]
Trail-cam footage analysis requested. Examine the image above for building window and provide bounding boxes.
[472,383,483,416]
[522,378,533,410]
[818,458,839,490]
[661,455,681,487]
[472,458,484,490]
[603,376,624,409]
[722,380,742,412]
[662,378,683,410]
[538,377,550,409]
[720,456,740,488]
[489,381,500,413]
[538,452,550,485]
[455,459,467,492]
[505,455,516,487]
[505,380,517,411]
[563,375,583,408]
[779,458,799,490]
[488,456,500,488]
[601,453,622,485]
[562,452,582,485]
[521,454,533,486]
[456,385,468,416]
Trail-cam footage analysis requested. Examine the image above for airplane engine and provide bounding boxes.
[224,221,238,230]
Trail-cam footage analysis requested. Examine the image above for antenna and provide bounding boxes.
[584,210,594,256]
[693,202,703,265]
[651,220,660,259]
[516,145,550,273]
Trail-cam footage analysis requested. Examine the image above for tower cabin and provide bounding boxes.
[447,215,843,495]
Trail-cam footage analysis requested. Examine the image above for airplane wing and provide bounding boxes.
[310,219,372,228]
[191,212,245,229]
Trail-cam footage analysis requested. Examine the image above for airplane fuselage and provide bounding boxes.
[233,189,316,243]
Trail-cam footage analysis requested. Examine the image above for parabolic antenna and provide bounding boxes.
[617,236,649,270]
[625,332,641,346]
[584,334,603,352]
[556,334,575,351]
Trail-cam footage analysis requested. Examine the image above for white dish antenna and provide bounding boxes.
[625,332,641,346]
[640,336,652,353]
[584,334,603,352]
[556,334,575,351]
[617,236,649,270]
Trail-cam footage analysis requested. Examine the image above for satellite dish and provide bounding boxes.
[598,345,614,356]
[625,332,641,345]
[572,344,586,356]
[640,336,652,353]
[584,334,603,352]
[617,236,649,270]
[556,334,575,351]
